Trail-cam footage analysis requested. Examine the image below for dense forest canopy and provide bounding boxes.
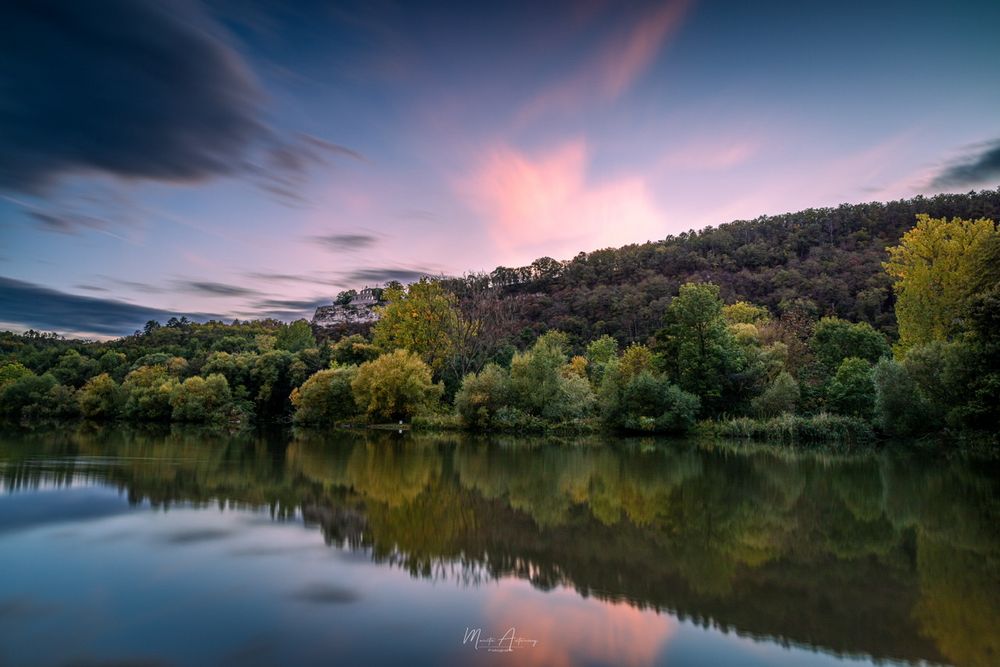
[1,190,998,447]
[437,189,1000,346]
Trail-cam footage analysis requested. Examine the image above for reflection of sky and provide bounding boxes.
[3,1,1000,335]
[0,487,899,667]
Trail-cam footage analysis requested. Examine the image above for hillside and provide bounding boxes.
[448,189,1000,346]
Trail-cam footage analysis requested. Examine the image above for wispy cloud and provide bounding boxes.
[460,139,666,260]
[342,267,434,283]
[0,276,220,336]
[518,0,690,123]
[307,233,379,252]
[930,138,1000,189]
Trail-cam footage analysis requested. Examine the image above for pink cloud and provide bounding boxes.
[518,0,690,123]
[459,139,667,262]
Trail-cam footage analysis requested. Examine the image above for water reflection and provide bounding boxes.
[0,424,997,667]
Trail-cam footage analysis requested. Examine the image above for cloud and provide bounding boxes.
[460,139,666,260]
[27,211,114,235]
[176,280,261,297]
[0,1,358,201]
[0,276,220,336]
[308,233,379,252]
[930,138,1000,189]
[342,268,433,283]
[518,0,690,122]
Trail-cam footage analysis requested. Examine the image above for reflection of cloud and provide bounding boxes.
[160,528,235,545]
[461,140,666,259]
[480,579,676,667]
[289,583,360,604]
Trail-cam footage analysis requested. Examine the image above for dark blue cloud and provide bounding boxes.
[932,139,1000,189]
[0,276,221,336]
[0,0,357,209]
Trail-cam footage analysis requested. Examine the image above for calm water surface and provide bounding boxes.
[0,426,997,667]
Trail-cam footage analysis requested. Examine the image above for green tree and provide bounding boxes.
[0,362,33,387]
[372,279,458,376]
[601,369,699,433]
[454,363,511,430]
[827,358,875,418]
[884,214,998,353]
[170,374,235,423]
[585,334,619,385]
[78,373,124,420]
[723,301,771,326]
[810,317,890,371]
[352,350,443,421]
[751,371,800,417]
[329,334,379,366]
[291,365,359,424]
[122,365,175,421]
[275,319,316,353]
[872,358,926,436]
[509,332,595,422]
[657,282,742,414]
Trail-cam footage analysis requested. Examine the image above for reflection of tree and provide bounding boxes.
[914,535,1000,667]
[2,425,997,666]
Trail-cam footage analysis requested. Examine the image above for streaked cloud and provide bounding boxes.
[518,0,690,122]
[930,138,1000,189]
[307,233,379,252]
[460,139,666,260]
[0,276,220,336]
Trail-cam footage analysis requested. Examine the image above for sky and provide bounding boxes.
[2,0,1000,337]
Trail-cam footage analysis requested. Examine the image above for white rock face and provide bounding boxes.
[312,304,380,327]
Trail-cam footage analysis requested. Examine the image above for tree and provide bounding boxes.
[329,334,379,366]
[657,282,743,415]
[585,335,619,385]
[276,319,316,353]
[810,317,890,371]
[600,367,699,433]
[884,214,998,353]
[454,363,511,430]
[372,279,459,376]
[351,350,443,421]
[827,358,875,418]
[78,373,124,420]
[0,362,33,388]
[0,373,76,421]
[291,365,359,424]
[122,365,175,421]
[509,332,595,422]
[751,371,800,417]
[170,374,235,423]
[872,358,926,436]
[723,301,771,326]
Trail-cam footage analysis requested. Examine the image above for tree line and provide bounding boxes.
[1,201,998,447]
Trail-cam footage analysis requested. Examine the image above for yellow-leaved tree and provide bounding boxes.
[883,214,997,354]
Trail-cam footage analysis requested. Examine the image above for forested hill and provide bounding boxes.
[448,189,1000,345]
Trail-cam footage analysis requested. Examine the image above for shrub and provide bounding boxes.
[618,371,699,433]
[715,413,874,444]
[170,374,235,423]
[0,374,78,421]
[751,371,800,417]
[827,357,875,418]
[352,350,443,422]
[509,332,595,422]
[454,363,511,429]
[122,365,175,421]
[291,365,359,424]
[873,358,926,436]
[78,373,124,420]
